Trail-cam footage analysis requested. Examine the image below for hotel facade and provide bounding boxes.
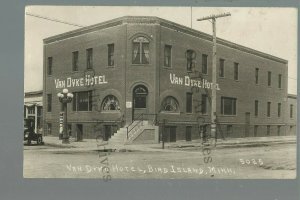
[43,16,294,143]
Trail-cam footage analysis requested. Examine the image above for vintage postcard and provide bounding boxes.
[24,6,297,179]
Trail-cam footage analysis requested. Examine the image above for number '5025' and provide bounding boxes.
[239,159,263,166]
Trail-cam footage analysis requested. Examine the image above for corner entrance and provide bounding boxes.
[132,85,148,120]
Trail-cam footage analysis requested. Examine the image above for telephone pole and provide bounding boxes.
[197,12,231,142]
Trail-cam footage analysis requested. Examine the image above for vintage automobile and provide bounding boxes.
[24,118,44,145]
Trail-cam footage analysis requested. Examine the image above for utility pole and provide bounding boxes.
[197,12,231,142]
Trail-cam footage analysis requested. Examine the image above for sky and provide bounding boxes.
[24,6,297,94]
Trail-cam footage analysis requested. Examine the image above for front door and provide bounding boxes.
[132,85,148,120]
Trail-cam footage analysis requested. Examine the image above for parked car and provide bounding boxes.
[24,118,44,145]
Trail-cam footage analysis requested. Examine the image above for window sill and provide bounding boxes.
[101,111,121,113]
[160,112,180,114]
[131,63,150,66]
[220,114,237,117]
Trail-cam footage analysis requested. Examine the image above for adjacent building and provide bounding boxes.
[43,16,294,142]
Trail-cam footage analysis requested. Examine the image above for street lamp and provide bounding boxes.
[57,88,73,144]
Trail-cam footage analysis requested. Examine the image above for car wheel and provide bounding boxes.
[37,136,42,145]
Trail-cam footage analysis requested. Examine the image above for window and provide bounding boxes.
[86,48,93,69]
[254,125,258,137]
[255,68,259,84]
[267,125,270,136]
[234,62,239,80]
[277,125,281,136]
[255,100,258,117]
[219,59,225,77]
[268,71,271,86]
[72,51,79,71]
[108,44,114,66]
[164,45,172,67]
[102,95,120,111]
[202,54,208,74]
[278,74,282,88]
[278,103,281,117]
[161,96,179,112]
[226,125,233,137]
[267,102,271,117]
[221,97,237,115]
[47,57,52,75]
[73,91,93,111]
[27,106,35,114]
[47,94,52,112]
[186,93,193,113]
[201,94,208,114]
[132,36,150,64]
[290,104,293,118]
[186,50,196,71]
[133,85,148,109]
[47,123,52,135]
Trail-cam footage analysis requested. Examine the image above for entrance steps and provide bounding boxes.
[108,120,158,146]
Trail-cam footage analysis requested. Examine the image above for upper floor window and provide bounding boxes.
[221,97,237,115]
[255,100,258,117]
[132,36,149,64]
[268,71,272,86]
[234,62,239,80]
[186,49,196,72]
[255,68,259,84]
[72,51,79,71]
[267,102,271,117]
[73,91,93,111]
[102,95,120,111]
[201,94,208,114]
[86,48,93,69]
[108,44,114,66]
[47,57,52,75]
[164,45,172,68]
[278,103,281,117]
[202,54,208,74]
[278,74,282,88]
[161,96,179,112]
[219,59,225,77]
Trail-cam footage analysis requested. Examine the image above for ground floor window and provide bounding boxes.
[161,96,179,112]
[277,125,281,136]
[186,126,192,141]
[164,126,176,142]
[73,91,93,111]
[226,125,233,137]
[102,95,120,111]
[221,97,237,115]
[267,125,270,136]
[254,125,258,137]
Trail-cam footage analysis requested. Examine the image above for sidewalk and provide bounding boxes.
[42,135,297,153]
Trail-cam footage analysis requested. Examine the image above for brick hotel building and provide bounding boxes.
[43,16,295,143]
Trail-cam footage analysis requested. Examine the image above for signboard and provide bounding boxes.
[126,101,132,108]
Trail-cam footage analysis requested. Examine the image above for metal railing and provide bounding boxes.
[126,113,157,139]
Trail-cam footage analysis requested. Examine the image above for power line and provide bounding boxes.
[26,12,85,28]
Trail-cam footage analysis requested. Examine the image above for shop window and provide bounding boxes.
[278,103,281,117]
[186,92,193,113]
[161,96,179,112]
[219,58,225,77]
[254,100,258,117]
[108,44,114,66]
[86,48,93,69]
[267,102,271,117]
[132,36,150,64]
[278,74,282,89]
[72,51,79,71]
[290,104,293,118]
[133,85,148,109]
[268,71,272,86]
[164,45,172,67]
[221,97,236,115]
[202,54,208,74]
[102,95,120,111]
[234,62,239,80]
[255,68,259,84]
[47,94,52,112]
[73,91,93,111]
[47,57,52,75]
[186,49,196,72]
